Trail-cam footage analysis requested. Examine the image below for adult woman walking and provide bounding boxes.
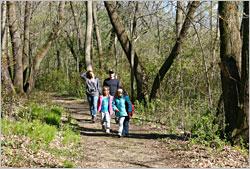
[81,70,102,123]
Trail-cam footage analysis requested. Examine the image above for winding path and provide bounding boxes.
[50,95,249,168]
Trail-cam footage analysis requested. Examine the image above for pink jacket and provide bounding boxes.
[97,95,114,115]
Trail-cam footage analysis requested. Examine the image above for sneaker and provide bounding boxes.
[106,129,110,134]
[118,133,122,138]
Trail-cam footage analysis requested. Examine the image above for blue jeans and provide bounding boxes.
[87,95,99,116]
[123,116,129,135]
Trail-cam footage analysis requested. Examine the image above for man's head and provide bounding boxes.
[109,69,115,79]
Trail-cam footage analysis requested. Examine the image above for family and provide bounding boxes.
[81,69,134,138]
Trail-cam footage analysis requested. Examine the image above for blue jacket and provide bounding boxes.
[112,94,132,117]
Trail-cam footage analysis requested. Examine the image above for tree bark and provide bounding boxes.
[26,1,65,93]
[85,1,93,71]
[1,1,7,44]
[1,1,15,95]
[239,1,249,144]
[105,1,149,102]
[218,1,248,144]
[150,1,200,101]
[70,1,84,72]
[23,1,31,87]
[92,2,103,69]
[130,1,139,102]
[7,1,24,94]
[176,1,183,37]
[56,39,61,71]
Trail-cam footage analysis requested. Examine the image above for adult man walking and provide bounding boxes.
[103,69,119,123]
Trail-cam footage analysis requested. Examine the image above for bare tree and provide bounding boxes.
[70,1,84,72]
[1,1,15,95]
[150,1,200,101]
[23,1,31,87]
[7,1,24,94]
[105,1,149,102]
[26,1,65,93]
[92,2,103,68]
[176,1,183,37]
[85,1,93,71]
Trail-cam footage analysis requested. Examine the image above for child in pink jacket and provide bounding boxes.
[97,86,114,133]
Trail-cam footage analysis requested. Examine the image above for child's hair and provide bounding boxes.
[103,86,110,92]
[114,87,128,97]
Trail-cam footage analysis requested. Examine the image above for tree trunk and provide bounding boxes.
[7,1,24,94]
[85,1,93,71]
[92,2,103,69]
[150,1,200,101]
[23,1,31,87]
[26,1,65,93]
[130,2,139,102]
[1,1,7,44]
[105,1,149,102]
[56,39,61,71]
[70,1,84,72]
[218,1,248,144]
[176,1,183,37]
[239,1,249,144]
[1,1,15,95]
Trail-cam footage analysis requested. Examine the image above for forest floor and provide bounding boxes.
[50,94,249,168]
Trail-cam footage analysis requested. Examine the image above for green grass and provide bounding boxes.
[61,125,81,145]
[1,119,57,144]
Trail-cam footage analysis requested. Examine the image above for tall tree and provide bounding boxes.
[150,1,200,101]
[176,1,183,37]
[70,1,84,72]
[239,1,249,145]
[85,1,93,71]
[218,1,248,144]
[23,1,31,87]
[1,1,15,95]
[26,1,65,93]
[92,2,103,69]
[105,1,149,102]
[7,1,24,94]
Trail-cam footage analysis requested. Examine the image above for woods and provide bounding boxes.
[1,1,249,167]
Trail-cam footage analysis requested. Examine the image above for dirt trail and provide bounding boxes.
[51,95,249,168]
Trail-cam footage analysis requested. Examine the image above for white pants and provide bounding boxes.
[101,112,111,129]
[118,117,125,134]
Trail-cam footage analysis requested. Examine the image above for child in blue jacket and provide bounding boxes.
[112,87,132,137]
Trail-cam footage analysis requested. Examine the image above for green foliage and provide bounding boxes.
[17,103,63,127]
[50,106,65,116]
[61,125,81,145]
[62,160,75,168]
[44,111,61,127]
[1,119,57,144]
[36,71,86,98]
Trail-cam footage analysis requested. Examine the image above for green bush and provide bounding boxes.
[189,103,224,146]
